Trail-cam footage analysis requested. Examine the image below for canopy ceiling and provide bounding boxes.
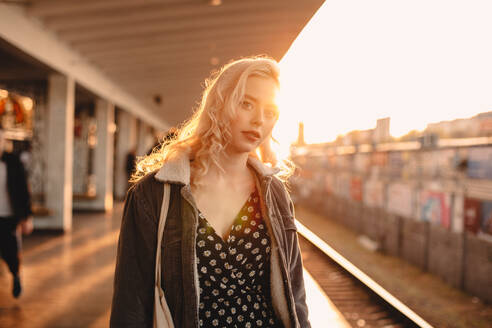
[2,0,324,128]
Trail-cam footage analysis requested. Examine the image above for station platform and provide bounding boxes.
[0,203,348,328]
[295,205,492,328]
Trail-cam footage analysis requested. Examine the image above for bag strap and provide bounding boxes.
[155,183,171,286]
[154,183,175,328]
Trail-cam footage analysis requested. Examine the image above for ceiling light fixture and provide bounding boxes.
[208,0,222,6]
[210,57,220,66]
[0,0,30,5]
[153,94,162,106]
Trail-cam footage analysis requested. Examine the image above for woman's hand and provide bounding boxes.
[20,216,34,235]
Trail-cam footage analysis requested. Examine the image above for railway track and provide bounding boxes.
[297,221,433,328]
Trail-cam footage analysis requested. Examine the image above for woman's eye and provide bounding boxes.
[241,100,253,110]
[265,109,278,118]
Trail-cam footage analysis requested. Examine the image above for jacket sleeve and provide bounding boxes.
[7,154,32,219]
[272,178,311,328]
[17,156,33,219]
[287,199,311,328]
[110,186,157,328]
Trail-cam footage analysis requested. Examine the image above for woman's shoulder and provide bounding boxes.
[268,177,298,233]
[130,170,163,193]
[269,176,294,217]
[270,175,289,197]
[126,171,165,222]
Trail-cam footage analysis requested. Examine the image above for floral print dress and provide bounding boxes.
[196,188,281,327]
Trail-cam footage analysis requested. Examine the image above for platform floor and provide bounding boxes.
[0,202,348,328]
[295,205,492,328]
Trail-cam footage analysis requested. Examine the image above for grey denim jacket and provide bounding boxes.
[110,154,310,328]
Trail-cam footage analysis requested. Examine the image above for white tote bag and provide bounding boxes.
[153,183,175,328]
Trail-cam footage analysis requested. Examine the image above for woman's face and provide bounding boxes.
[227,76,279,156]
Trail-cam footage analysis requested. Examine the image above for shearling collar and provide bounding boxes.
[154,151,279,185]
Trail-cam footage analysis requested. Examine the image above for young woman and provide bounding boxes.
[110,56,310,328]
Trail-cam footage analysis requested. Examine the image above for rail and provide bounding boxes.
[296,219,434,328]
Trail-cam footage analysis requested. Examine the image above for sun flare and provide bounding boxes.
[274,0,492,159]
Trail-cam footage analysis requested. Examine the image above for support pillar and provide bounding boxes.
[136,120,154,157]
[95,99,115,210]
[115,110,137,199]
[40,74,74,231]
[74,99,115,210]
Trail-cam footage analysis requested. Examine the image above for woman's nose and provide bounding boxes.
[252,108,264,126]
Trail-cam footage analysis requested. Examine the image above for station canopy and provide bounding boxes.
[0,0,324,129]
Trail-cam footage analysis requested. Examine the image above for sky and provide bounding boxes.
[274,0,492,152]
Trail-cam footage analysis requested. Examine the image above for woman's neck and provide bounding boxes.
[195,151,253,190]
[218,151,249,177]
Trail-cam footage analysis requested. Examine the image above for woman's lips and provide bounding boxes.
[242,131,260,142]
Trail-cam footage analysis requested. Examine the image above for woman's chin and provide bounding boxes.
[226,144,257,156]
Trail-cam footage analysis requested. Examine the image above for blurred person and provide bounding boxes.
[145,127,178,156]
[19,141,32,174]
[0,128,33,298]
[110,56,310,327]
[125,148,136,188]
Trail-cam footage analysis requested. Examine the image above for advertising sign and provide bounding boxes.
[387,152,401,177]
[328,155,337,169]
[452,194,464,233]
[481,201,492,236]
[371,151,388,167]
[405,151,419,178]
[350,177,363,202]
[468,147,492,179]
[0,93,33,131]
[363,180,385,208]
[437,149,458,178]
[353,153,370,174]
[420,190,451,229]
[387,183,414,218]
[336,173,351,199]
[325,172,335,195]
[464,198,481,234]
[299,168,313,179]
[420,151,439,178]
[336,155,351,171]
[313,171,325,192]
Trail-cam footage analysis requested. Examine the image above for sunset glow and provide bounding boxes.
[274,0,492,155]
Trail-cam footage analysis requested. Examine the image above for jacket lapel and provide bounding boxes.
[254,174,292,328]
[155,151,293,327]
[154,152,278,185]
[179,185,200,327]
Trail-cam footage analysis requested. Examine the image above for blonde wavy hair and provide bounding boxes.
[132,55,293,186]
